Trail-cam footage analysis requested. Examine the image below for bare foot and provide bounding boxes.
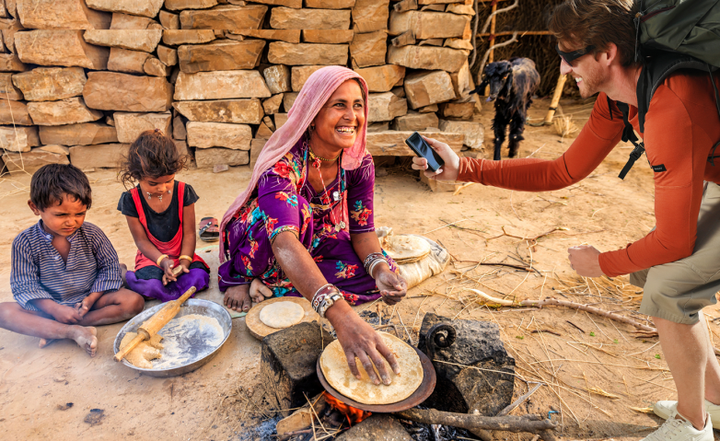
[223,284,252,312]
[249,278,274,303]
[68,326,98,357]
[120,263,128,286]
[38,338,57,348]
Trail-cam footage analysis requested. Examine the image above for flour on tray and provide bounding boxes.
[150,314,224,370]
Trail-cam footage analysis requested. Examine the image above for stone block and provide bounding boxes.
[275,113,288,128]
[186,121,252,149]
[159,11,180,30]
[15,30,109,69]
[107,47,151,74]
[439,119,483,150]
[352,0,390,33]
[290,65,324,92]
[335,415,413,441]
[389,11,470,39]
[387,45,467,73]
[27,98,103,126]
[263,65,290,94]
[307,0,355,7]
[393,111,438,131]
[450,59,474,99]
[110,13,157,30]
[261,322,331,415]
[12,67,86,102]
[282,93,297,112]
[174,71,270,100]
[249,137,266,168]
[0,73,22,100]
[173,113,186,140]
[162,30,216,46]
[114,112,172,143]
[349,30,386,68]
[249,0,301,7]
[157,45,177,66]
[262,94,283,115]
[354,65,404,92]
[403,70,456,109]
[228,29,300,43]
[0,53,26,72]
[178,40,265,73]
[418,103,438,113]
[0,126,39,152]
[38,145,70,155]
[83,72,173,112]
[194,147,249,168]
[270,7,350,30]
[262,115,275,132]
[180,5,267,29]
[165,0,218,11]
[2,149,69,173]
[368,91,406,122]
[0,99,30,125]
[68,143,130,169]
[418,313,515,415]
[368,121,388,132]
[86,0,164,18]
[302,29,354,44]
[173,99,263,124]
[444,38,472,50]
[16,0,111,30]
[365,130,461,156]
[39,123,118,146]
[268,42,348,66]
[439,99,474,120]
[255,120,273,139]
[144,58,171,77]
[447,3,475,15]
[83,29,163,52]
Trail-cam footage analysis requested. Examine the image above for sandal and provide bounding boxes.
[198,217,220,242]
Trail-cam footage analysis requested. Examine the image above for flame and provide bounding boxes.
[322,392,372,425]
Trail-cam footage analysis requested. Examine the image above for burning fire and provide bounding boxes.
[322,392,372,425]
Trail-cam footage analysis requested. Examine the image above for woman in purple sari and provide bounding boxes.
[218,66,407,385]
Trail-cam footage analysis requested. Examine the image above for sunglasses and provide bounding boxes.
[556,44,595,66]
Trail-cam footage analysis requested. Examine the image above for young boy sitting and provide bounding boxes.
[0,164,144,357]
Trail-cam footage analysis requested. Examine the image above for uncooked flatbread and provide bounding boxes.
[120,332,164,369]
[383,235,431,262]
[259,301,305,329]
[319,331,424,405]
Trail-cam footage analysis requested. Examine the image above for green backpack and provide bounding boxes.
[614,0,720,179]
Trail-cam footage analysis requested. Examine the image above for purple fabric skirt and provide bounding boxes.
[126,268,209,303]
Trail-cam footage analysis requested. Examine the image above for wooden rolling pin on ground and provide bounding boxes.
[114,286,196,362]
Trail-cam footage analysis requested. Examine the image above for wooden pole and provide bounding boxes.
[543,72,567,124]
[485,0,499,96]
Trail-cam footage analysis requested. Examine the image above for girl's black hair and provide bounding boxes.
[119,129,187,188]
[31,164,92,210]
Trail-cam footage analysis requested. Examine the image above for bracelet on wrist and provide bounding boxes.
[156,254,169,267]
[179,255,193,262]
[368,258,389,279]
[311,283,343,318]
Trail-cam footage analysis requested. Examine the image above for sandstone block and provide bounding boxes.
[86,0,163,18]
[84,72,173,112]
[0,53,26,72]
[15,30,109,69]
[439,119,483,150]
[355,65,404,92]
[174,71,270,100]
[393,111,438,131]
[365,130,461,156]
[2,149,69,173]
[173,113,186,140]
[180,5,267,30]
[352,0,389,33]
[439,99,474,120]
[17,0,111,30]
[268,42,348,66]
[229,29,300,43]
[165,0,218,11]
[38,145,70,155]
[444,38,473,50]
[195,147,248,168]
[110,13,158,30]
[290,65,324,92]
[367,121,389,132]
[162,30,215,46]
[262,115,275,131]
[107,47,150,74]
[450,59,474,98]
[178,40,265,73]
[83,29,162,52]
[263,65,290,94]
[144,58,171,77]
[250,138,266,168]
[418,0,458,4]
[27,97,103,126]
[173,99,263,124]
[69,143,130,169]
[255,120,273,139]
[389,11,470,39]
[0,99,30,125]
[159,11,179,30]
[0,126,39,152]
[306,0,356,8]
[115,112,172,143]
[186,121,252,150]
[368,92,406,122]
[302,30,353,44]
[270,7,350,30]
[418,103,438,113]
[12,67,86,102]
[350,30,386,68]
[275,113,288,128]
[447,4,475,15]
[0,73,22,100]
[249,0,301,7]
[262,94,283,115]
[387,45,467,72]
[403,70,455,109]
[282,93,297,112]
[39,123,118,146]
[157,45,177,66]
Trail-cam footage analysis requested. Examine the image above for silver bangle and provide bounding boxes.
[368,257,389,279]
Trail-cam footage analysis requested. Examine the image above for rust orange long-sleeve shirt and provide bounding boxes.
[458,72,720,277]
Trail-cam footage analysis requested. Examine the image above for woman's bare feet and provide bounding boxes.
[223,284,252,312]
[68,326,98,357]
[249,278,274,303]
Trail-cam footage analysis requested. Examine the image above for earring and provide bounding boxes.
[168,189,172,195]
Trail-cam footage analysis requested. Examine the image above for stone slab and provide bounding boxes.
[439,100,474,120]
[0,73,23,100]
[174,70,270,100]
[262,94,283,115]
[302,29,354,44]
[268,42,348,66]
[17,0,111,30]
[110,13,157,30]
[393,111,438,131]
[39,123,118,146]
[387,45,467,73]
[178,40,265,73]
[263,65,290,94]
[350,30,386,68]
[107,47,151,74]
[83,72,173,112]
[173,113,186,140]
[247,0,300,7]
[403,70,456,109]
[194,147,249,168]
[2,149,69,173]
[83,29,163,52]
[0,125,39,152]
[306,0,356,8]
[27,97,103,126]
[439,118,483,149]
[157,45,178,66]
[352,0,390,33]
[173,99,263,124]
[355,65,404,92]
[186,121,252,149]
[159,11,179,30]
[365,130,461,156]
[229,29,300,43]
[0,53,26,72]
[162,29,216,46]
[290,65,324,92]
[179,5,267,30]
[164,0,218,11]
[368,91,406,122]
[275,113,288,128]
[69,143,130,169]
[389,10,470,39]
[37,145,70,155]
[270,7,351,30]
[12,67,86,102]
[15,30,109,69]
[86,0,164,18]
[0,99,31,125]
[249,137,266,168]
[143,57,171,76]
[114,112,172,143]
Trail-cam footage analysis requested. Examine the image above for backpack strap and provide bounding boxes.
[615,101,646,180]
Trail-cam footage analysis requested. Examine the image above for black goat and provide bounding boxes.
[473,58,540,160]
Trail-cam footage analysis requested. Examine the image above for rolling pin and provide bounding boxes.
[114,286,196,362]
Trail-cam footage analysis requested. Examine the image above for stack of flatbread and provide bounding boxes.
[381,234,432,264]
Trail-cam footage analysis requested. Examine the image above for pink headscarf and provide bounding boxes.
[219,66,369,261]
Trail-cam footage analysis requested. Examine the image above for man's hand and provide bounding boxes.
[52,304,81,324]
[76,292,101,319]
[568,245,605,277]
[410,136,461,181]
[374,267,407,306]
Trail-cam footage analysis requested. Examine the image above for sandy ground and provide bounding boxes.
[1,96,719,441]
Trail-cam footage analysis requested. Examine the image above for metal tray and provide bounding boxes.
[113,299,232,378]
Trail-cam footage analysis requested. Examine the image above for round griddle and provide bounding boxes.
[316,345,436,412]
[245,296,319,340]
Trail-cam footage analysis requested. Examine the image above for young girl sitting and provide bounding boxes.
[117,130,209,302]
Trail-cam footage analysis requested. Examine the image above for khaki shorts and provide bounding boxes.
[630,182,720,324]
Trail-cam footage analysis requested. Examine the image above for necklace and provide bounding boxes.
[308,145,346,232]
[146,189,172,202]
[308,147,340,163]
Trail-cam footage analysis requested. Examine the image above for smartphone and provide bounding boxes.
[405,132,444,173]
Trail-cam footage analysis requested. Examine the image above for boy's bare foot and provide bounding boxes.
[223,284,252,312]
[120,263,128,286]
[38,338,57,348]
[68,326,98,357]
[249,278,273,303]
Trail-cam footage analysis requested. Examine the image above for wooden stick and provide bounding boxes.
[543,73,568,124]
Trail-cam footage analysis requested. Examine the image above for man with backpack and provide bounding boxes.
[413,0,720,439]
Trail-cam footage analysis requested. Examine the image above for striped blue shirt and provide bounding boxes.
[11,221,123,311]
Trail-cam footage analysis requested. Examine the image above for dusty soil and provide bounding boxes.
[1,96,719,441]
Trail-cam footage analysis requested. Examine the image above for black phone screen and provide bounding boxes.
[405,132,445,172]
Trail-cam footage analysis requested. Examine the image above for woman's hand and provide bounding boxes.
[410,136,461,181]
[375,266,407,306]
[160,258,177,285]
